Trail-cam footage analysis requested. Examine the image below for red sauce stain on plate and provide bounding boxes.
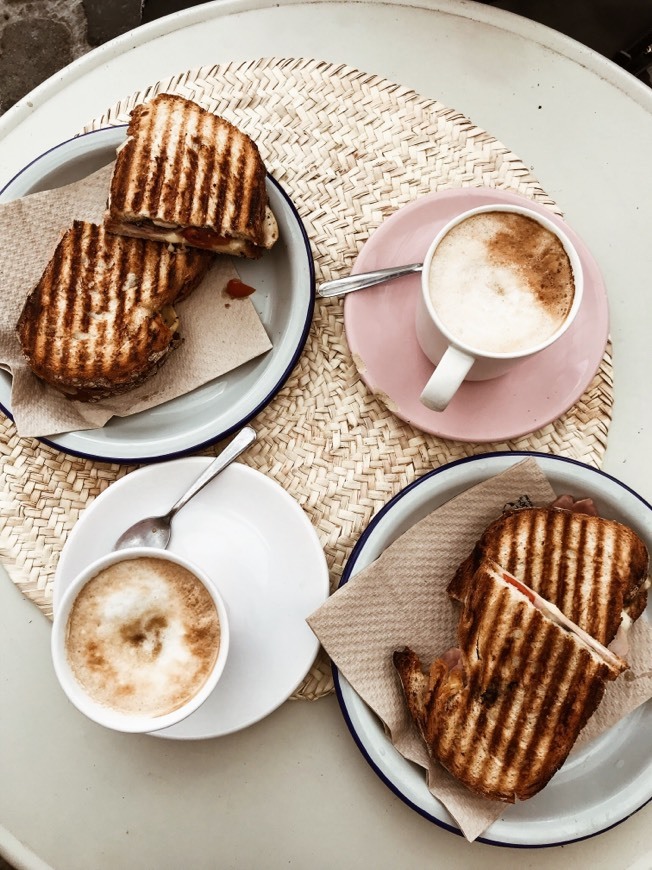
[226,278,257,298]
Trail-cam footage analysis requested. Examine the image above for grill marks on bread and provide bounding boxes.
[448,574,613,801]
[394,507,649,803]
[394,564,625,803]
[449,507,650,646]
[107,93,273,252]
[16,221,212,400]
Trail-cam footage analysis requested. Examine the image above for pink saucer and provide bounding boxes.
[344,188,609,442]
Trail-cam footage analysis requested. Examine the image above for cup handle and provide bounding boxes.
[420,346,476,412]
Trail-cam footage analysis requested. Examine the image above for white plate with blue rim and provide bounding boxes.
[333,451,652,847]
[0,126,314,463]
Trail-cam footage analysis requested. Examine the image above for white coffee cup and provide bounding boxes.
[415,204,584,412]
[51,547,229,734]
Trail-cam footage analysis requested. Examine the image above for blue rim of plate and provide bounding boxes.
[0,127,315,464]
[332,450,652,848]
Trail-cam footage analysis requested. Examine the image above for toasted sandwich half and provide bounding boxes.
[449,506,649,648]
[105,93,278,258]
[394,560,626,803]
[16,220,212,401]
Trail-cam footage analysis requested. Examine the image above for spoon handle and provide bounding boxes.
[167,426,257,519]
[317,263,423,298]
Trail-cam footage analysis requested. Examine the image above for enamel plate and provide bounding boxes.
[334,452,652,847]
[54,458,329,739]
[0,127,314,463]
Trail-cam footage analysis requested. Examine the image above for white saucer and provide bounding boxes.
[54,459,329,739]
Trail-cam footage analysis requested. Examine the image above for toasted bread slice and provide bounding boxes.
[449,506,649,646]
[16,220,212,401]
[105,93,278,258]
[394,561,625,803]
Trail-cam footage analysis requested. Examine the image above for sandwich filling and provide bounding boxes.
[107,205,278,257]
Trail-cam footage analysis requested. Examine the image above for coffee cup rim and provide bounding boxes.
[51,547,230,734]
[419,203,584,360]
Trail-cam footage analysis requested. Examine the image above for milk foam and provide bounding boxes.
[427,212,574,354]
[66,557,220,718]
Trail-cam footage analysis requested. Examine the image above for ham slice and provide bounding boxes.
[550,494,599,516]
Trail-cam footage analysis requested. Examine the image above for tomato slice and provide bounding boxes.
[501,570,536,603]
[182,227,230,249]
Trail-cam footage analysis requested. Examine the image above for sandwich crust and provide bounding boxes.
[16,221,212,401]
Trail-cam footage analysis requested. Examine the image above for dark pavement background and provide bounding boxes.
[0,0,650,115]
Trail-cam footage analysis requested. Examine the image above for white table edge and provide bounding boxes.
[1,0,651,145]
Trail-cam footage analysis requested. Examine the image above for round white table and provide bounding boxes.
[1,2,651,867]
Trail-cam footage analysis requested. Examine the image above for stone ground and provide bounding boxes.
[0,0,141,113]
[0,0,650,115]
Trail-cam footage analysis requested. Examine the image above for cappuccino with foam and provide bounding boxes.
[427,211,574,354]
[65,556,221,718]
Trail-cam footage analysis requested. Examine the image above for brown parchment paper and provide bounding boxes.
[307,458,652,841]
[0,163,272,438]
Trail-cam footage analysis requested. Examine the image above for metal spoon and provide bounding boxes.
[114,425,257,551]
[317,262,423,298]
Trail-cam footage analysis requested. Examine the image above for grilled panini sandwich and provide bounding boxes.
[105,93,278,258]
[16,220,212,401]
[394,560,626,803]
[449,506,649,649]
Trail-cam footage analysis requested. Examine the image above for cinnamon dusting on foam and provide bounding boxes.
[427,212,574,354]
[65,557,220,717]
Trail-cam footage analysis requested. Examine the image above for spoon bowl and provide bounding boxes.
[114,426,256,550]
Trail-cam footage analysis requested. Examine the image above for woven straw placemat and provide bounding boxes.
[0,57,612,701]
